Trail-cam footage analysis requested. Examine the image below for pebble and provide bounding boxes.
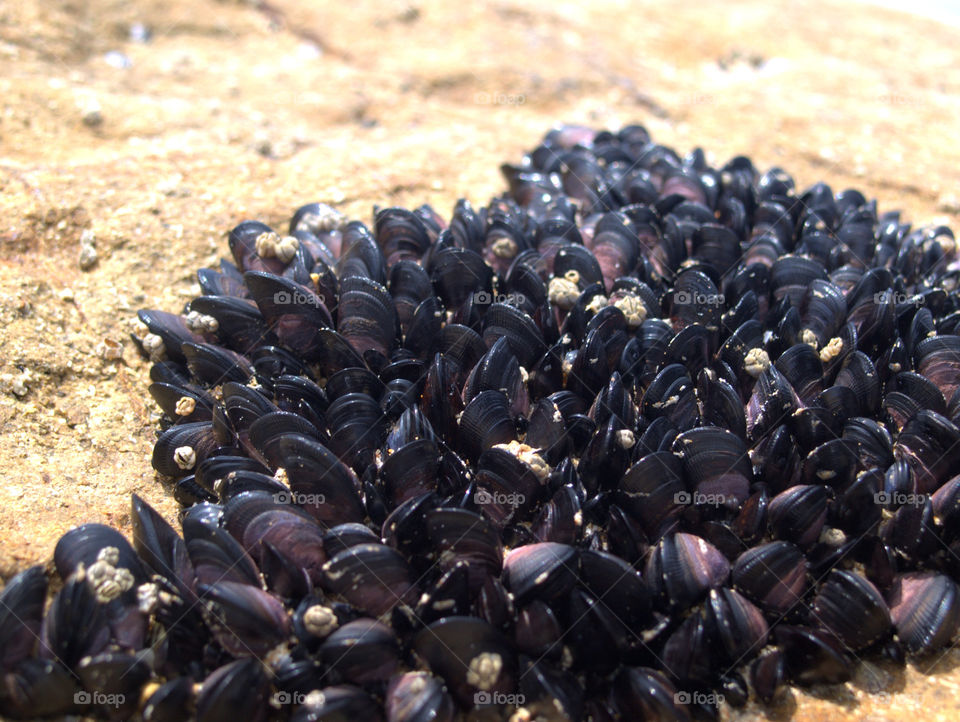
[79,229,98,271]
[79,97,103,128]
[938,193,960,214]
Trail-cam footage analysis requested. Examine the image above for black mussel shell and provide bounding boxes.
[732,541,807,617]
[195,658,270,722]
[645,532,730,611]
[811,570,892,651]
[385,671,455,722]
[774,625,853,686]
[412,617,517,707]
[887,572,960,655]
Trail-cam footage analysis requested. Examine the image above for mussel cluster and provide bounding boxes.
[5,124,960,721]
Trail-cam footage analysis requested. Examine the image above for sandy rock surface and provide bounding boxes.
[1,0,959,719]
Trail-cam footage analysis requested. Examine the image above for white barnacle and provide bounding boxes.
[491,237,518,259]
[174,445,196,470]
[819,336,843,362]
[801,328,819,348]
[86,546,135,603]
[585,294,608,315]
[303,690,326,708]
[142,333,166,361]
[276,235,300,264]
[493,440,550,481]
[255,230,282,258]
[175,396,196,417]
[743,347,770,378]
[304,204,345,233]
[563,270,581,285]
[614,294,647,327]
[548,277,580,310]
[137,582,160,614]
[466,652,503,691]
[188,311,220,333]
[302,604,339,638]
[819,526,847,546]
[616,429,636,449]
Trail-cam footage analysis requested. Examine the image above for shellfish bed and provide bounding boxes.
[3,123,960,722]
